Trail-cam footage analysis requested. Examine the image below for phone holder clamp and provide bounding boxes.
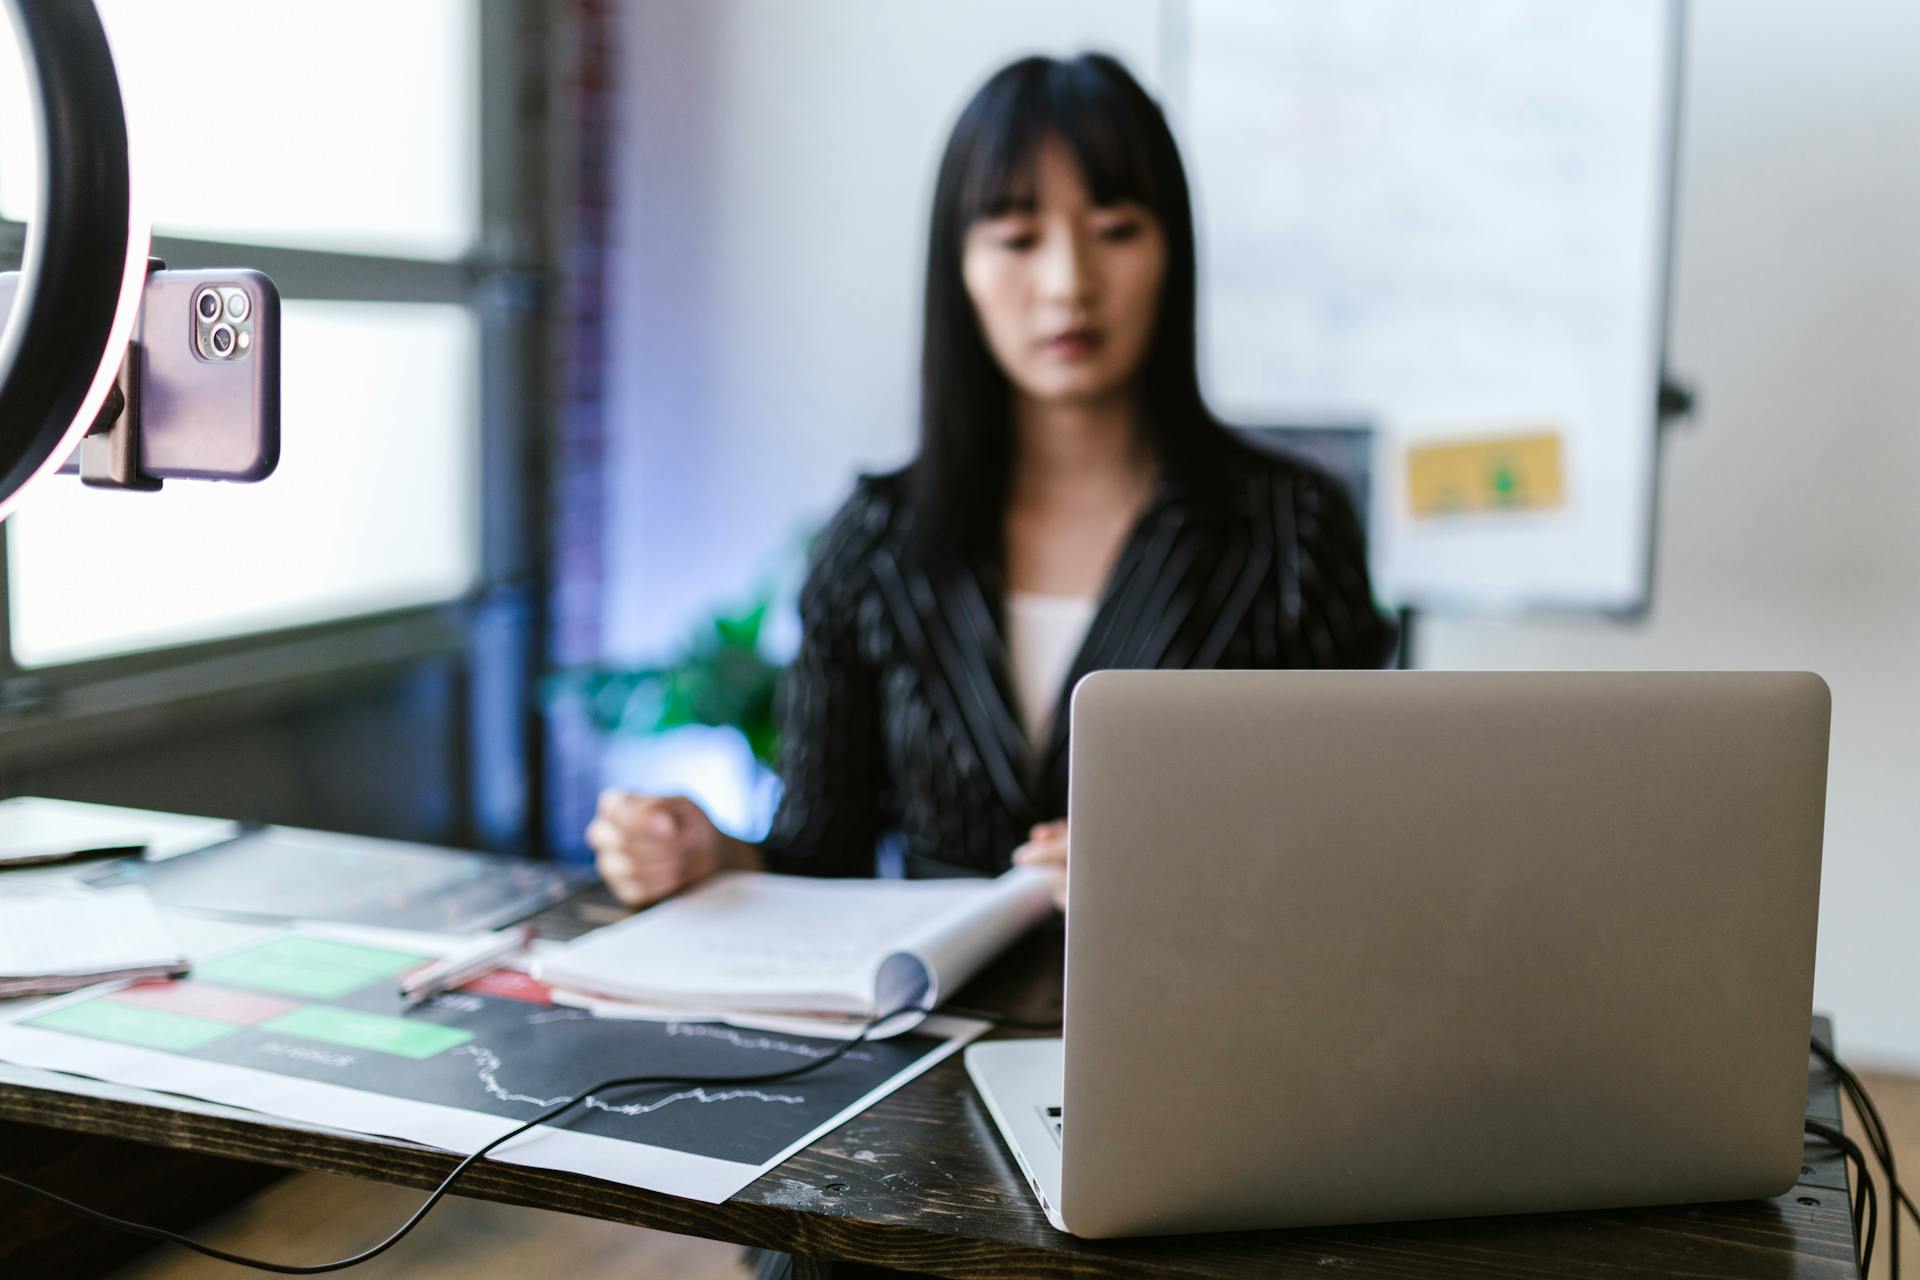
[78,257,166,492]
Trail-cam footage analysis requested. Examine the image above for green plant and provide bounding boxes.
[544,592,783,767]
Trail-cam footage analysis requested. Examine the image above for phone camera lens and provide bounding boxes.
[196,290,221,321]
[225,290,250,322]
[210,323,235,355]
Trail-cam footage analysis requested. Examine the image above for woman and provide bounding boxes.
[591,53,1392,911]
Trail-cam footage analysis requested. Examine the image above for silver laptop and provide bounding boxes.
[966,670,1830,1238]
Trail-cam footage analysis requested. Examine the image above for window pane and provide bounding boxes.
[6,301,480,667]
[0,1,479,258]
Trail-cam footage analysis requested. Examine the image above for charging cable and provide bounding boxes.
[1808,1034,1920,1279]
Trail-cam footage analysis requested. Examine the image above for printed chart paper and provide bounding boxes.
[0,929,984,1203]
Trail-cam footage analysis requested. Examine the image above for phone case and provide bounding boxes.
[135,268,280,481]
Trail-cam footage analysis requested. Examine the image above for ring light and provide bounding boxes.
[0,0,148,523]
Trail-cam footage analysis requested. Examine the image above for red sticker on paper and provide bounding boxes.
[457,969,553,1004]
[108,980,301,1025]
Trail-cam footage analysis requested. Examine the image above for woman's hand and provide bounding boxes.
[1012,819,1068,911]
[587,790,725,908]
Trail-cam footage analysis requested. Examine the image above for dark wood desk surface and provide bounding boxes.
[0,885,1862,1279]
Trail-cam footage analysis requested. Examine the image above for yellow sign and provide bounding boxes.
[1406,430,1565,519]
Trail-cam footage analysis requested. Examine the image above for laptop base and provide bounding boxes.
[965,1038,1067,1232]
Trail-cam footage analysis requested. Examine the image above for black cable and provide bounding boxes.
[1810,1118,1878,1276]
[1858,1168,1872,1260]
[0,999,1035,1275]
[1845,1144,1868,1252]
[1806,1121,1871,1274]
[1813,1034,1920,1279]
[1836,1069,1890,1247]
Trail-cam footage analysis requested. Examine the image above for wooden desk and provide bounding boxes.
[0,884,1863,1278]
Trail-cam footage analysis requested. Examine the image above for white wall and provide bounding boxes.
[607,0,1919,1067]
[1425,0,1920,1069]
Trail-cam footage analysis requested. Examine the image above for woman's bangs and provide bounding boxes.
[956,105,1041,222]
[1052,82,1163,212]
[956,67,1163,224]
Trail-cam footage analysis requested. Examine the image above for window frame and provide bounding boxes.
[0,0,551,781]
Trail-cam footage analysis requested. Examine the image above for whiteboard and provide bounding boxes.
[1174,0,1682,615]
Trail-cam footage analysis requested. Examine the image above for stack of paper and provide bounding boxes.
[533,868,1056,1037]
[0,887,189,996]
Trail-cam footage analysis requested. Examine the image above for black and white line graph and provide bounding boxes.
[457,1044,807,1114]
[665,1021,875,1062]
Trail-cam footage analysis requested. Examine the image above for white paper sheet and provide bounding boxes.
[0,887,185,981]
[0,796,237,866]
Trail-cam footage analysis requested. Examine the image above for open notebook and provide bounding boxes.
[534,868,1056,1031]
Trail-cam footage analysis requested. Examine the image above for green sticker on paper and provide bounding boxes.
[262,1005,472,1060]
[27,999,239,1052]
[197,937,428,1000]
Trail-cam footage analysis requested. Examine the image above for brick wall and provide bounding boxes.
[543,0,618,857]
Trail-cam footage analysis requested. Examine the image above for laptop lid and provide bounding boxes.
[1059,670,1829,1238]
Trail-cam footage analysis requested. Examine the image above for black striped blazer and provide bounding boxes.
[760,449,1394,879]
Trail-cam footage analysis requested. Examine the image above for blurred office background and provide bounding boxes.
[597,0,1920,1070]
[0,0,1912,1074]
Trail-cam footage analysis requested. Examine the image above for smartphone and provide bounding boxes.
[0,267,280,482]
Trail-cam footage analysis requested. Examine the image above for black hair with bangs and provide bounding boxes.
[909,52,1237,570]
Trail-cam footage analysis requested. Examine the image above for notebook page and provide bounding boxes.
[893,867,1057,1009]
[536,872,1019,1016]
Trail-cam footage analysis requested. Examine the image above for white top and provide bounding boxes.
[1005,591,1098,747]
